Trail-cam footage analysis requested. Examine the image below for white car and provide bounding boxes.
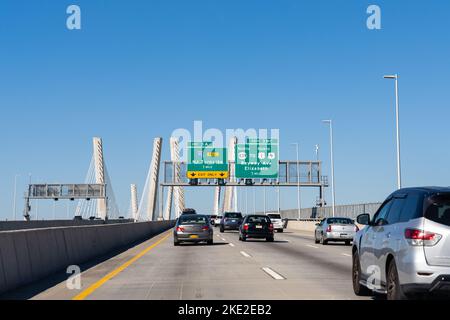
[214,215,223,227]
[267,213,284,232]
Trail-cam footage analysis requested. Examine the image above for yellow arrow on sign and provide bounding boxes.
[187,171,229,179]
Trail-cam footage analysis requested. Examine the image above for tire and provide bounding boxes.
[352,251,371,296]
[266,237,274,242]
[387,260,408,300]
[320,234,328,245]
[242,235,247,242]
[174,241,180,246]
[220,227,225,233]
[278,229,284,233]
[315,237,320,244]
[207,239,213,246]
[345,240,352,246]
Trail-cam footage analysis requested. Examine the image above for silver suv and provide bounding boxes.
[353,187,450,300]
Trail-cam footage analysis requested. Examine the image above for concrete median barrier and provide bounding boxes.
[0,220,175,295]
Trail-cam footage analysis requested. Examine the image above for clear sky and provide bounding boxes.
[1,0,449,220]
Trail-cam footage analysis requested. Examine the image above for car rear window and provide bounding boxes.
[225,212,242,218]
[327,218,353,225]
[179,216,208,225]
[424,193,450,227]
[268,214,281,219]
[247,216,270,224]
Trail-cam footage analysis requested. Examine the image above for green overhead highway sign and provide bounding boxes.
[187,142,229,179]
[235,139,279,179]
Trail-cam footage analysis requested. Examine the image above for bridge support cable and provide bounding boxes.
[164,185,173,221]
[138,137,163,221]
[74,138,121,220]
[104,164,120,219]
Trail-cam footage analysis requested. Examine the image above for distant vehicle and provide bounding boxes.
[220,212,243,233]
[73,216,83,221]
[314,217,358,245]
[118,216,125,219]
[181,208,197,215]
[239,215,274,242]
[266,213,284,232]
[214,215,223,227]
[210,215,218,225]
[174,214,213,246]
[353,187,450,300]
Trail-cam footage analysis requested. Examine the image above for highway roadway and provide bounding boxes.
[6,228,371,300]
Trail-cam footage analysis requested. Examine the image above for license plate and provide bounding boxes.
[190,235,199,239]
[256,225,263,229]
[340,234,348,237]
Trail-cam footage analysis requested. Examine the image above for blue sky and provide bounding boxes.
[1,1,449,220]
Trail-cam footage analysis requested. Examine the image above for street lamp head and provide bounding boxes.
[322,120,331,124]
[384,75,397,79]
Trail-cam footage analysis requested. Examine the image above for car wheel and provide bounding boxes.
[320,234,328,245]
[387,260,408,300]
[242,235,247,242]
[220,227,225,233]
[278,229,284,233]
[207,239,213,245]
[174,241,180,246]
[352,251,371,296]
[266,237,274,242]
[314,236,320,244]
[345,240,351,246]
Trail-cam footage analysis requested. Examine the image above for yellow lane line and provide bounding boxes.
[73,232,171,300]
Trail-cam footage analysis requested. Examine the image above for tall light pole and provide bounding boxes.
[290,143,301,220]
[384,74,402,190]
[13,174,20,221]
[322,120,336,217]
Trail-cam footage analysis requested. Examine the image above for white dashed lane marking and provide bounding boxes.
[306,244,319,249]
[229,243,235,247]
[262,267,286,280]
[240,251,252,258]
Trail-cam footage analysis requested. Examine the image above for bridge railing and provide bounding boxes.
[279,202,382,220]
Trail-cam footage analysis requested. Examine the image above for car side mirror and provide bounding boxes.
[356,214,371,226]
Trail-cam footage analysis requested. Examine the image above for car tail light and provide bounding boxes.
[326,225,332,232]
[176,226,185,232]
[269,224,274,232]
[405,229,442,246]
[243,224,249,231]
[202,226,210,231]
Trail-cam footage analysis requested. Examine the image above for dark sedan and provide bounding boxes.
[220,212,243,233]
[239,215,274,242]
